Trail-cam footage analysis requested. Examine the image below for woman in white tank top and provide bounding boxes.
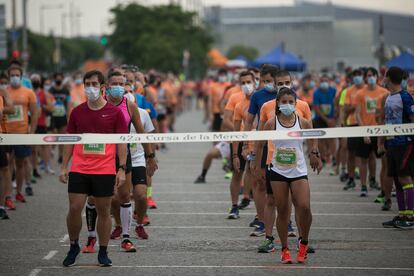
[255,88,322,264]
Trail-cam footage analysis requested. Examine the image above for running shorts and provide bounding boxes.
[0,146,8,168]
[355,137,378,159]
[267,169,308,184]
[131,166,147,186]
[68,172,115,197]
[35,126,48,134]
[312,118,328,129]
[51,116,67,129]
[11,145,32,158]
[212,113,222,132]
[215,142,230,159]
[386,144,414,178]
[346,125,359,153]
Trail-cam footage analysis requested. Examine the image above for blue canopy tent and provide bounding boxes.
[251,44,306,71]
[386,52,414,72]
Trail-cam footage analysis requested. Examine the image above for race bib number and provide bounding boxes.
[275,147,297,168]
[130,143,138,154]
[365,97,377,114]
[320,104,332,115]
[83,144,106,155]
[6,105,24,123]
[53,103,66,117]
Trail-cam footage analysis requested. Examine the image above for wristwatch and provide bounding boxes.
[145,153,155,159]
[118,164,127,171]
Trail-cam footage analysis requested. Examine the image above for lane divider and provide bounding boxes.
[0,123,413,145]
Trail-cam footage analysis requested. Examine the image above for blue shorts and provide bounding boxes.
[12,145,32,158]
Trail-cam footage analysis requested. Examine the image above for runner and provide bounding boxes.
[379,67,414,229]
[354,67,386,197]
[60,70,128,267]
[68,72,86,117]
[5,62,38,201]
[209,68,231,132]
[297,74,316,108]
[255,87,322,264]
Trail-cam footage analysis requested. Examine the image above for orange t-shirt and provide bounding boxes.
[233,97,255,150]
[0,96,4,133]
[6,86,37,134]
[354,85,388,126]
[70,84,86,107]
[223,86,241,103]
[345,84,365,126]
[225,91,244,112]
[210,82,231,114]
[297,88,314,106]
[146,85,158,106]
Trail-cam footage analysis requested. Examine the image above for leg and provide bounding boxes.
[290,179,312,243]
[94,196,113,247]
[133,185,147,224]
[271,181,290,249]
[14,157,25,195]
[66,193,88,241]
[118,172,133,239]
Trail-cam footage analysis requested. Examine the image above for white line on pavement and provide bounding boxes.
[148,212,390,216]
[146,226,390,230]
[154,201,378,205]
[28,268,41,276]
[60,244,146,248]
[59,234,69,243]
[35,265,414,271]
[42,250,58,260]
[154,191,375,195]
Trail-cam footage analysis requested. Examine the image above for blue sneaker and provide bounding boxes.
[25,186,33,196]
[250,222,265,237]
[227,206,239,219]
[63,245,80,267]
[98,250,112,267]
[249,216,260,228]
[288,221,296,237]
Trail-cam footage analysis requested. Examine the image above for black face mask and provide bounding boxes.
[55,79,63,86]
[32,81,41,89]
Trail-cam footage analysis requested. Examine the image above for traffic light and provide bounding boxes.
[100,36,108,46]
[12,50,20,58]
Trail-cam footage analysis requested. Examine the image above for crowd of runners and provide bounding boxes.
[0,58,413,266]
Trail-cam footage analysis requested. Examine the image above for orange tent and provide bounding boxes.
[207,48,228,67]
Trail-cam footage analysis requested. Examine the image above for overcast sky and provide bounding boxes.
[2,0,414,37]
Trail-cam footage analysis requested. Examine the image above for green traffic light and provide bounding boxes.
[100,36,108,46]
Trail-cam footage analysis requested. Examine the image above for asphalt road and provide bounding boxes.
[1,107,414,276]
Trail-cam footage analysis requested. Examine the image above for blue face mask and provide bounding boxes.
[108,85,125,98]
[130,84,135,91]
[264,83,274,92]
[74,79,82,85]
[320,82,329,90]
[309,80,316,89]
[279,104,295,116]
[401,80,408,90]
[367,76,377,86]
[353,76,363,86]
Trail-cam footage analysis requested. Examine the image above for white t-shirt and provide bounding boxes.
[130,107,155,167]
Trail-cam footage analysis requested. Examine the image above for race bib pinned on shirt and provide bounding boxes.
[320,104,332,115]
[130,143,138,154]
[365,97,377,114]
[83,144,106,155]
[275,147,297,168]
[6,105,24,123]
[53,103,66,117]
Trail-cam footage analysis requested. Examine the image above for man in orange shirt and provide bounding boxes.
[68,72,86,117]
[297,74,315,108]
[6,63,38,203]
[209,68,231,132]
[343,69,365,191]
[354,67,387,197]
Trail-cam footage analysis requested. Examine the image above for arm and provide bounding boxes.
[0,89,15,114]
[59,144,74,183]
[222,109,234,131]
[29,101,38,134]
[244,113,255,134]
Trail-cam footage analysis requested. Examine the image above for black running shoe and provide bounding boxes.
[63,245,80,267]
[249,216,260,228]
[25,186,33,196]
[381,199,391,211]
[0,208,9,220]
[238,198,250,210]
[343,179,356,190]
[339,171,348,182]
[33,169,41,178]
[194,176,205,184]
[98,250,113,267]
[369,178,380,190]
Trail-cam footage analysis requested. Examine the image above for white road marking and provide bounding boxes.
[148,212,390,216]
[28,268,42,276]
[145,226,390,230]
[154,191,365,195]
[59,234,69,243]
[154,201,377,205]
[42,250,58,260]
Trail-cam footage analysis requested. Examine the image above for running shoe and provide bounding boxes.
[98,250,112,267]
[135,225,149,239]
[391,191,396,197]
[369,178,380,190]
[288,221,296,237]
[33,169,41,178]
[249,216,260,228]
[82,237,96,253]
[258,238,275,253]
[0,208,9,220]
[297,243,308,264]
[250,222,265,237]
[147,197,157,209]
[329,168,337,176]
[339,171,348,182]
[143,215,150,226]
[228,206,239,219]
[63,244,80,267]
[38,160,45,171]
[110,226,122,240]
[25,186,33,196]
[343,179,356,190]
[298,238,315,254]
[374,192,385,203]
[394,218,414,230]
[281,248,292,264]
[224,171,233,179]
[382,216,402,228]
[238,198,250,210]
[5,198,16,210]
[194,175,206,184]
[381,199,392,211]
[30,177,37,184]
[360,186,368,197]
[120,239,137,252]
[46,165,55,175]
[15,193,26,203]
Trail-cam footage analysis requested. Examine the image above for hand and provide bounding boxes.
[116,169,126,189]
[146,157,158,177]
[364,137,371,144]
[59,168,68,184]
[232,156,240,173]
[377,144,386,157]
[241,147,249,159]
[309,155,322,175]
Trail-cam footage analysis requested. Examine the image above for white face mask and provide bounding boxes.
[218,75,227,83]
[124,92,136,103]
[241,83,255,96]
[0,84,8,90]
[85,86,100,102]
[279,103,295,116]
[10,76,21,88]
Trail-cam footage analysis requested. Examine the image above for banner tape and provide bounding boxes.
[0,124,413,145]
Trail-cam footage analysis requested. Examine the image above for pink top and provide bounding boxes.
[117,97,131,129]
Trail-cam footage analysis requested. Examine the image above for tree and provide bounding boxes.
[227,45,259,61]
[109,3,213,77]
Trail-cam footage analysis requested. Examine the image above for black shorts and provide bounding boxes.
[0,146,9,168]
[68,172,115,197]
[35,126,48,134]
[157,114,167,122]
[346,125,359,153]
[387,144,414,178]
[355,137,378,159]
[261,144,268,169]
[212,113,222,132]
[11,145,32,158]
[116,152,132,174]
[265,169,273,194]
[267,169,308,184]
[230,142,246,172]
[51,116,67,129]
[166,107,174,115]
[312,118,328,129]
[131,166,147,186]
